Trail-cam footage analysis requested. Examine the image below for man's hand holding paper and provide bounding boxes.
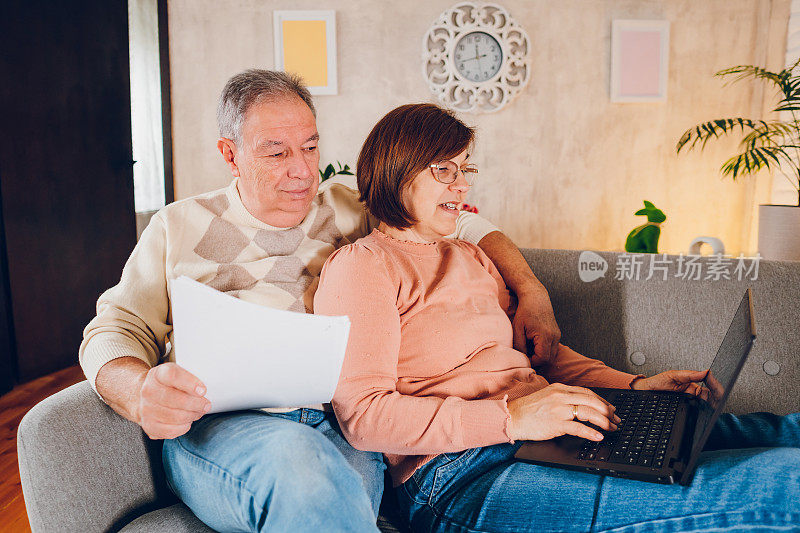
[170,276,351,413]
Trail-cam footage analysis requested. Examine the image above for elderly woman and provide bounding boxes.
[314,103,800,532]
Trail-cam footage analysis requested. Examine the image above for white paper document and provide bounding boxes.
[170,276,351,413]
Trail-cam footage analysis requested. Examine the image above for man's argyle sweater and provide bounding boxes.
[79,177,498,410]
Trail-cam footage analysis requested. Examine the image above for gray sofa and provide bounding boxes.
[18,249,800,532]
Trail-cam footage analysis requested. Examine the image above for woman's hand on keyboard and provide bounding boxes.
[507,383,620,442]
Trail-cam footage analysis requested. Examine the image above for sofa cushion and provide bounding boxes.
[117,503,405,532]
[119,503,215,532]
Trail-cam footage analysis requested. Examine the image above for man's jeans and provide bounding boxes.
[162,408,385,532]
[398,413,800,532]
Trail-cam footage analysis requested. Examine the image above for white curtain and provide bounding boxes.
[774,0,800,204]
[129,0,166,213]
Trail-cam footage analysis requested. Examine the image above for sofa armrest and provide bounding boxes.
[18,381,175,532]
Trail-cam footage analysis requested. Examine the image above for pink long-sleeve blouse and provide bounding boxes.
[314,229,637,485]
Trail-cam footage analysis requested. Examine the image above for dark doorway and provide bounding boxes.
[0,0,137,388]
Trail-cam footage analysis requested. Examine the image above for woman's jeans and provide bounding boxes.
[162,408,385,533]
[397,413,800,532]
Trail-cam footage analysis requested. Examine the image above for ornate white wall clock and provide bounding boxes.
[422,2,531,113]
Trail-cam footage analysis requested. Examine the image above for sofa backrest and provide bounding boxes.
[520,249,799,415]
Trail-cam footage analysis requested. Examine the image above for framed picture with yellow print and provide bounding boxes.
[273,10,337,95]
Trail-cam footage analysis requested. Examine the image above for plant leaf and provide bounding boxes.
[719,145,789,179]
[676,118,762,153]
[716,65,785,90]
[739,121,794,151]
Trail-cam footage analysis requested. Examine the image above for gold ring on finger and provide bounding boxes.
[572,404,579,420]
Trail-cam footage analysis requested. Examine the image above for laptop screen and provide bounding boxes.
[689,289,756,457]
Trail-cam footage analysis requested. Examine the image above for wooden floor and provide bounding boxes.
[0,366,85,533]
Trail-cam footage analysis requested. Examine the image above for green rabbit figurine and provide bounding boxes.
[625,200,666,253]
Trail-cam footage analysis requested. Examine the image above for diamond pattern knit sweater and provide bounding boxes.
[79,178,498,411]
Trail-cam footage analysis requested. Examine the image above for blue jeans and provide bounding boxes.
[397,413,800,532]
[162,408,385,532]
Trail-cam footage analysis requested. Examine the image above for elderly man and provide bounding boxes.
[79,69,561,532]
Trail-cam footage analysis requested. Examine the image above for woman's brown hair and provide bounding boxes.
[356,103,474,228]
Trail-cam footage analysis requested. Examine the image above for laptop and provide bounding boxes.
[514,288,756,485]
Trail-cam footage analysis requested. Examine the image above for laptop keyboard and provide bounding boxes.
[577,392,679,469]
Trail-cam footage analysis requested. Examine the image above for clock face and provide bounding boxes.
[453,31,503,83]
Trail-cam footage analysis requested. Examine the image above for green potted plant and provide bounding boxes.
[319,161,353,182]
[676,60,800,261]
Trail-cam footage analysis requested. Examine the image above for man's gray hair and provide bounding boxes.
[216,69,316,144]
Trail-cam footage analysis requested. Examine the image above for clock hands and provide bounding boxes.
[459,42,487,64]
[474,44,485,73]
[458,52,486,77]
[457,38,495,82]
[470,43,486,76]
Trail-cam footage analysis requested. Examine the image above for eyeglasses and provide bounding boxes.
[429,161,479,185]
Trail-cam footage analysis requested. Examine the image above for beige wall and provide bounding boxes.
[168,0,790,255]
